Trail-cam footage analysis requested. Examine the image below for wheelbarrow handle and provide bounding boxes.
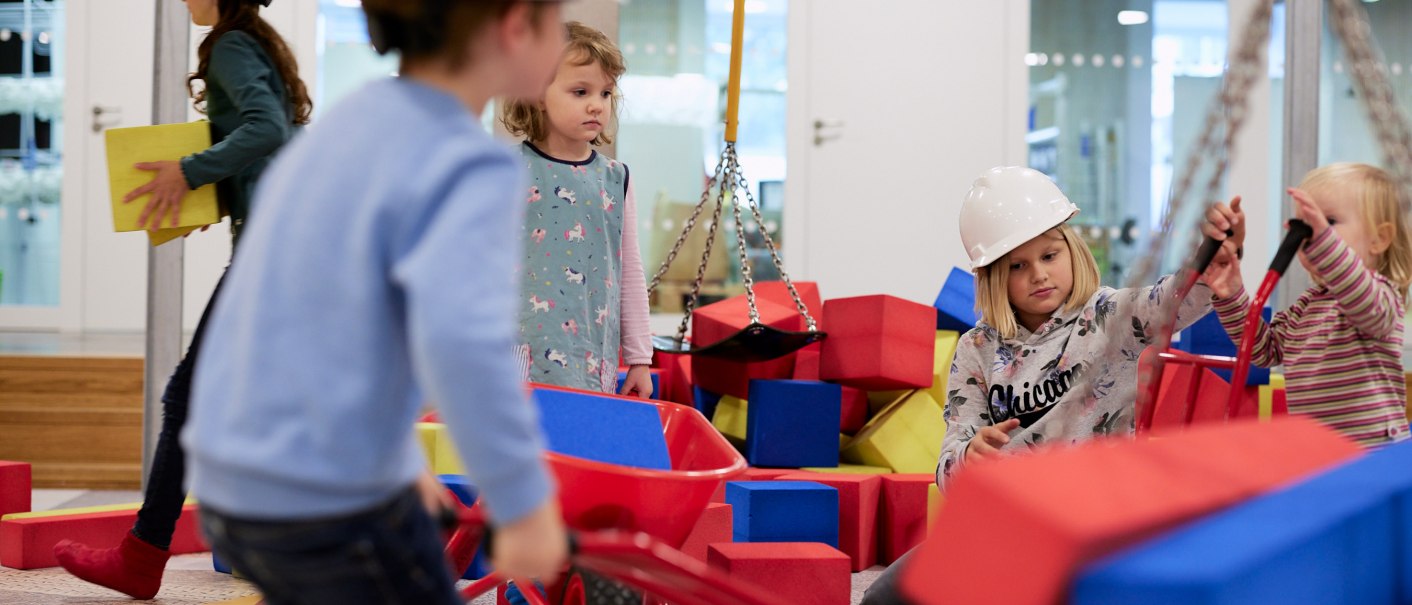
[1268,219,1313,276]
[1224,218,1313,417]
[1191,228,1235,276]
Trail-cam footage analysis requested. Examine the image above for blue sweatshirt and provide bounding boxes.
[183,78,553,525]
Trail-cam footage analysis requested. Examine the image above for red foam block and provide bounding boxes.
[707,542,850,605]
[693,355,795,400]
[755,281,824,329]
[0,461,32,516]
[900,416,1362,605]
[793,342,823,381]
[820,295,936,390]
[778,472,881,571]
[693,295,804,347]
[1,504,207,569]
[680,502,733,561]
[878,474,933,565]
[840,387,869,434]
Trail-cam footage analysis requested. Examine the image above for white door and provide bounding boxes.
[72,0,156,332]
[785,0,1030,304]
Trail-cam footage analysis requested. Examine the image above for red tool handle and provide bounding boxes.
[1223,219,1312,416]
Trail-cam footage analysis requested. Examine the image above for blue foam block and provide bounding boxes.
[1172,308,1273,385]
[437,475,490,580]
[695,386,723,421]
[213,553,231,574]
[1073,440,1412,605]
[725,481,838,547]
[532,388,672,470]
[439,474,478,507]
[616,369,661,399]
[933,267,978,332]
[744,380,841,468]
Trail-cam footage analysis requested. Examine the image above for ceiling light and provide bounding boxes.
[1118,10,1150,25]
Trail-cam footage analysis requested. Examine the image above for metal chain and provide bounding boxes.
[733,165,820,331]
[1328,0,1412,212]
[671,161,731,347]
[724,150,763,325]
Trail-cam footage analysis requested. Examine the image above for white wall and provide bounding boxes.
[784,0,1030,304]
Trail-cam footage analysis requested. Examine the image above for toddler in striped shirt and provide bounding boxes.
[1203,163,1412,447]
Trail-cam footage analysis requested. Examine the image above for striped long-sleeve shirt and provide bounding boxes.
[1212,227,1410,447]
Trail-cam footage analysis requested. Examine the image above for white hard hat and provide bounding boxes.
[959,166,1080,269]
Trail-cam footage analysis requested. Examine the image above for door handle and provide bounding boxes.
[92,105,121,133]
[813,119,844,147]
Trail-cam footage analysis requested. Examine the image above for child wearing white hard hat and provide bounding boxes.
[860,165,1240,605]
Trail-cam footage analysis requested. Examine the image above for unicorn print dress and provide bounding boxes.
[515,142,630,392]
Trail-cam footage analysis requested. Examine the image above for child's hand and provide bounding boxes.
[1201,244,1243,300]
[493,499,569,581]
[619,365,654,399]
[965,418,1020,464]
[1288,187,1330,236]
[1202,195,1245,250]
[414,468,455,518]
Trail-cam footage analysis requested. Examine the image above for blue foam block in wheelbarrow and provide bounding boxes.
[532,389,672,470]
[933,267,978,332]
[438,474,490,580]
[1173,309,1272,386]
[1072,440,1412,605]
[726,481,839,548]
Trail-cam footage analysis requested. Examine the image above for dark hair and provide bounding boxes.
[362,0,556,69]
[188,0,313,126]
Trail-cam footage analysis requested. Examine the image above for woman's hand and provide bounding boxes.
[124,160,190,231]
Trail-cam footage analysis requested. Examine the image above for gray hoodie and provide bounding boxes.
[936,275,1212,485]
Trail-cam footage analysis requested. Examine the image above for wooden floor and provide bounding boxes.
[0,354,145,489]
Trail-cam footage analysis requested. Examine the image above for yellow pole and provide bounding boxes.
[724,0,745,143]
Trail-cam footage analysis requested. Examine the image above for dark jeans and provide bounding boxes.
[200,489,462,605]
[132,270,227,550]
[861,548,919,605]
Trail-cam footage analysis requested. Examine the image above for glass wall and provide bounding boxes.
[0,0,62,308]
[1318,0,1412,169]
[315,0,397,115]
[618,0,787,313]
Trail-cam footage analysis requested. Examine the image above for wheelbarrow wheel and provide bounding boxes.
[575,567,642,605]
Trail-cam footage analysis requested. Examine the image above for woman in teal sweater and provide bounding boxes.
[53,0,310,599]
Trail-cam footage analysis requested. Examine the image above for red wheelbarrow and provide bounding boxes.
[445,384,779,605]
[1137,220,1312,432]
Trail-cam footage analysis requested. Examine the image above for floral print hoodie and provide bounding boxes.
[936,275,1213,486]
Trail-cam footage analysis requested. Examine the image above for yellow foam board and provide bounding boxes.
[2,497,198,521]
[801,464,892,475]
[712,395,749,448]
[202,595,263,605]
[105,121,220,240]
[415,422,466,475]
[927,483,944,531]
[866,389,912,416]
[842,391,947,474]
[926,331,961,405]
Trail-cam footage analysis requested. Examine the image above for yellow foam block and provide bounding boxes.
[842,391,947,474]
[2,497,199,521]
[925,331,961,405]
[712,395,748,448]
[415,422,465,475]
[927,483,944,531]
[105,121,220,241]
[867,389,912,416]
[801,464,893,475]
[1258,374,1287,422]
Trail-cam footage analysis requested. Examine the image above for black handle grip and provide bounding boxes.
[1190,229,1235,274]
[1269,219,1313,276]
